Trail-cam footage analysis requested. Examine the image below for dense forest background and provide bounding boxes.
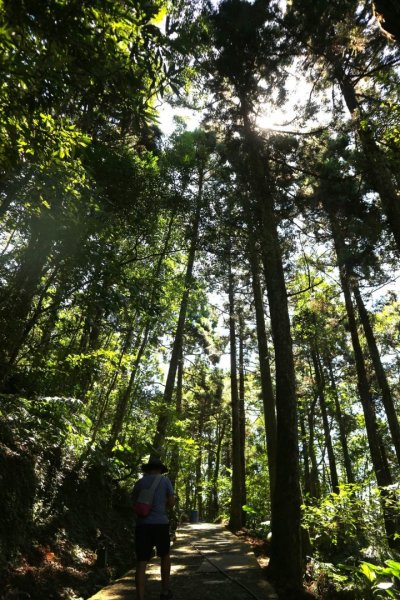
[1,0,400,598]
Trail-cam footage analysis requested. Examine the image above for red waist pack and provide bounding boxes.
[133,475,162,517]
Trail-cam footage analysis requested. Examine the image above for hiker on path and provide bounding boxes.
[132,457,175,600]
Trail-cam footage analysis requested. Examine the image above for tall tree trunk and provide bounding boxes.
[311,348,340,493]
[299,407,312,498]
[168,345,183,490]
[210,419,225,520]
[239,108,302,592]
[307,397,321,500]
[228,252,244,532]
[325,357,355,484]
[168,343,183,546]
[352,282,400,466]
[195,450,203,518]
[208,377,225,520]
[328,212,398,546]
[238,309,247,523]
[76,301,105,398]
[151,174,203,455]
[247,239,277,499]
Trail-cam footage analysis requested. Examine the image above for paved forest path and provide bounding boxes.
[87,523,278,600]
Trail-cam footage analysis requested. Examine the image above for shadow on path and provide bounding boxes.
[88,523,278,600]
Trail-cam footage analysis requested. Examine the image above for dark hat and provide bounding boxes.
[141,457,168,473]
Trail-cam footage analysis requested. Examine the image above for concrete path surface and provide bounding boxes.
[87,523,278,600]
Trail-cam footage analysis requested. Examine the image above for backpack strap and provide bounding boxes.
[147,474,163,500]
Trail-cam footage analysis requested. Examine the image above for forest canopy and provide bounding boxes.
[1,0,400,598]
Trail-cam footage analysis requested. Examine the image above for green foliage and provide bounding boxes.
[330,559,400,599]
[306,558,400,599]
[302,484,386,560]
[357,559,400,598]
[0,0,170,174]
[0,392,139,595]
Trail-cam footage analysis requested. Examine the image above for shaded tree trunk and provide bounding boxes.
[151,174,203,455]
[325,357,355,484]
[6,261,61,369]
[328,212,398,547]
[168,346,184,490]
[299,408,311,497]
[90,326,134,445]
[106,322,151,453]
[247,238,277,499]
[209,419,225,520]
[228,252,244,532]
[352,282,400,466]
[311,348,340,493]
[238,309,247,523]
[307,397,321,500]
[239,107,302,592]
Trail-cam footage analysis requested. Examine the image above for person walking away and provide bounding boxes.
[132,457,175,600]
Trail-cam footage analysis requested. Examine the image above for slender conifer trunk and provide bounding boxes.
[238,309,247,522]
[152,172,203,454]
[307,397,321,500]
[247,238,277,498]
[311,348,339,493]
[228,251,244,531]
[328,212,399,547]
[326,358,355,484]
[169,346,183,490]
[299,408,312,497]
[239,106,302,592]
[352,282,400,466]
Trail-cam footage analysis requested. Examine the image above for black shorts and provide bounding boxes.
[135,524,170,561]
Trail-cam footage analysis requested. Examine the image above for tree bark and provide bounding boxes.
[106,322,151,453]
[90,326,134,445]
[228,252,244,532]
[328,212,399,546]
[238,309,248,521]
[210,419,225,520]
[352,282,400,466]
[325,357,355,484]
[151,173,203,455]
[239,108,302,592]
[247,239,277,499]
[299,407,312,498]
[168,345,183,491]
[311,348,340,493]
[307,397,321,500]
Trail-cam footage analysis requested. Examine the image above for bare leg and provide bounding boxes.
[135,561,147,600]
[160,553,171,593]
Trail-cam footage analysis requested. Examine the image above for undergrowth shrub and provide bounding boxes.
[0,394,138,599]
[302,484,400,598]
